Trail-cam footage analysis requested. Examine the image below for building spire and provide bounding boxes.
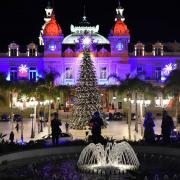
[52,0,55,9]
[79,0,90,26]
[115,0,125,22]
[46,1,52,9]
[83,0,87,21]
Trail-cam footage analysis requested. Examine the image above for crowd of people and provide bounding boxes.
[6,109,177,145]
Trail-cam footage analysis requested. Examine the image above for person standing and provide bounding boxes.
[9,131,14,143]
[65,122,69,133]
[89,111,104,144]
[15,122,19,133]
[51,112,62,145]
[143,112,155,143]
[161,110,174,143]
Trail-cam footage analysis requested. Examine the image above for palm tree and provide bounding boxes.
[38,70,60,134]
[108,74,154,139]
[165,69,180,125]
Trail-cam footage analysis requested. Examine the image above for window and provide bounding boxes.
[65,67,73,79]
[155,67,161,80]
[137,66,143,75]
[29,67,36,81]
[100,67,107,79]
[10,67,17,81]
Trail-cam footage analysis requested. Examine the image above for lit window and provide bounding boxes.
[65,67,73,79]
[137,66,143,75]
[155,67,161,80]
[100,67,107,79]
[10,67,17,81]
[29,67,37,81]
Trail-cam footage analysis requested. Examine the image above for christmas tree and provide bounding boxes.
[71,39,102,129]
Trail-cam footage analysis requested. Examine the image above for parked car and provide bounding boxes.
[113,112,124,121]
[13,114,22,122]
[1,114,10,121]
[42,132,73,144]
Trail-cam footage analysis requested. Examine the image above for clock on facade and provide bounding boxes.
[48,44,56,51]
[116,42,124,51]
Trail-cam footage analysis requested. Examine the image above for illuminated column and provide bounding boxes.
[17,48,19,56]
[27,49,30,57]
[161,47,164,56]
[8,48,11,56]
[35,49,38,56]
[142,47,145,56]
[134,47,137,56]
[153,47,155,56]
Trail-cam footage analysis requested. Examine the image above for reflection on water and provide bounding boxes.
[0,153,180,180]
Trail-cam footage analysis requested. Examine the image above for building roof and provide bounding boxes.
[63,24,109,44]
[113,19,129,36]
[44,14,62,36]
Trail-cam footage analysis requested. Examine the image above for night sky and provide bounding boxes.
[0,0,179,51]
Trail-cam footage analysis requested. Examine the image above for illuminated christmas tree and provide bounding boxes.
[71,36,102,129]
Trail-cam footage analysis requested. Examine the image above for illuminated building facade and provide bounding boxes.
[0,2,180,110]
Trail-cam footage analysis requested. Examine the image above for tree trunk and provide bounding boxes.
[135,92,138,133]
[48,100,51,135]
[175,96,179,126]
[128,99,131,140]
[9,91,13,131]
[140,101,144,137]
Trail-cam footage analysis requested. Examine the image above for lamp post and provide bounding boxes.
[39,101,45,132]
[30,112,35,138]
[124,97,132,140]
[20,105,24,144]
[137,100,144,137]
[29,98,38,138]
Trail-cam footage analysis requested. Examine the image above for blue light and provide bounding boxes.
[49,44,56,51]
[6,72,10,81]
[116,43,124,51]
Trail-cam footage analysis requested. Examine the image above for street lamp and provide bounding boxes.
[30,112,35,138]
[29,98,38,138]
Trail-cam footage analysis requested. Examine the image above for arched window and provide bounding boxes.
[27,43,38,57]
[8,42,19,57]
[152,42,164,56]
[29,67,37,81]
[134,42,145,56]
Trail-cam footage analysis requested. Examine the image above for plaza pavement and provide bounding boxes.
[0,119,162,143]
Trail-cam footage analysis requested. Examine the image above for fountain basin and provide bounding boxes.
[77,141,140,174]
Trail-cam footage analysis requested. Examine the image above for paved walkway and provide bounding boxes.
[0,119,162,143]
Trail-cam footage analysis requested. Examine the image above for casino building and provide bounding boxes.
[0,2,179,111]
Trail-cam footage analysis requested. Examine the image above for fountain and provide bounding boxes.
[77,141,140,175]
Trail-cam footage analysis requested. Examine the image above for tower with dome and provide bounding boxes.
[0,1,179,111]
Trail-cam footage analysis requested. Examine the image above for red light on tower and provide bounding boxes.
[44,14,62,36]
[113,19,129,36]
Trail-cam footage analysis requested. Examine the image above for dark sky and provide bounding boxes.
[0,0,179,50]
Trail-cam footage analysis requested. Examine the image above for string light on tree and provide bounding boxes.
[71,35,102,129]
